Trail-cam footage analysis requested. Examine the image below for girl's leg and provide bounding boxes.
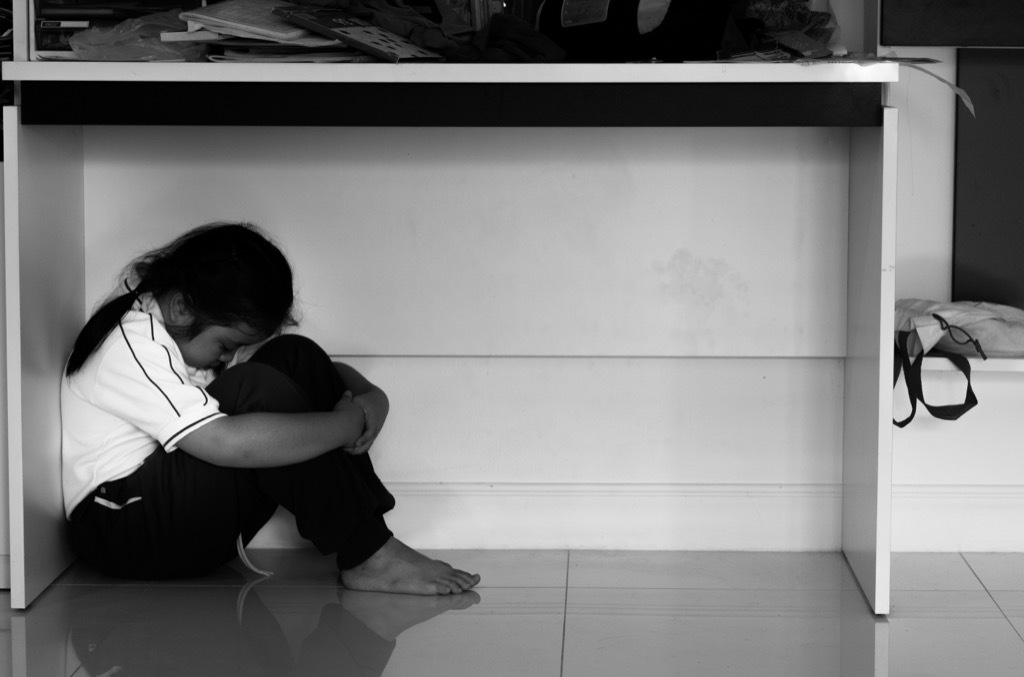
[243,334,395,526]
[70,333,480,591]
[245,334,345,409]
[69,445,278,579]
[68,336,394,578]
[239,336,480,594]
[207,348,394,569]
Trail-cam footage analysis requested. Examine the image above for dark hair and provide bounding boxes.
[65,222,296,376]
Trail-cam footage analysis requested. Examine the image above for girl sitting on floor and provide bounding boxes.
[61,221,480,595]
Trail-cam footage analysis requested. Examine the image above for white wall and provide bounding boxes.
[83,125,852,551]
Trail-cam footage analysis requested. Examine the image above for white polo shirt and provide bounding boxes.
[60,293,226,518]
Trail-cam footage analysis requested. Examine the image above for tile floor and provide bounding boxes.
[2,549,1024,676]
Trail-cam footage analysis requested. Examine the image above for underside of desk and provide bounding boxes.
[20,81,884,127]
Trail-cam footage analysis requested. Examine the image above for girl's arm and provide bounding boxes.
[335,362,390,455]
[176,395,366,468]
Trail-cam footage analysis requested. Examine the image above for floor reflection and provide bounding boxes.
[4,551,1022,677]
[30,575,480,677]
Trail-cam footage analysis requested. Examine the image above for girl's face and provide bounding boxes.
[176,323,263,371]
[160,292,266,371]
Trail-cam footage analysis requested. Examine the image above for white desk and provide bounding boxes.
[3,60,898,612]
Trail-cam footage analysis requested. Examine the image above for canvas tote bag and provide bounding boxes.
[893,299,1024,426]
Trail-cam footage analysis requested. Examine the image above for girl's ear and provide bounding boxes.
[165,292,195,326]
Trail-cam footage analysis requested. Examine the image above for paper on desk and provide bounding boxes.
[203,29,339,48]
[900,62,975,118]
[181,22,339,47]
[799,53,976,117]
[209,48,376,62]
[179,0,340,48]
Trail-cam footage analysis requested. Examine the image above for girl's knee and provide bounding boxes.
[209,362,311,414]
[256,334,328,363]
[248,334,342,409]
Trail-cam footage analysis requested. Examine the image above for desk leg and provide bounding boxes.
[842,107,898,615]
[4,106,83,609]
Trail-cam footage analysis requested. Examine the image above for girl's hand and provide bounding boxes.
[343,388,389,455]
[333,391,366,451]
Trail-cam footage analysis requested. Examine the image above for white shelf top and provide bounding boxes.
[2,60,901,84]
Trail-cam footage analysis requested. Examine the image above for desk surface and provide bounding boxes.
[2,61,900,84]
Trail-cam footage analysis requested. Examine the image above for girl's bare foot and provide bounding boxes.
[340,537,481,595]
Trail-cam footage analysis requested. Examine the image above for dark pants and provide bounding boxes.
[69,335,395,579]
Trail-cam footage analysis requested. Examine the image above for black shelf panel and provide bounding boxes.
[953,49,1024,308]
[20,80,884,127]
[881,0,1024,46]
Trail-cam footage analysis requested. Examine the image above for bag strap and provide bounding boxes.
[932,313,988,359]
[893,330,918,427]
[893,329,979,427]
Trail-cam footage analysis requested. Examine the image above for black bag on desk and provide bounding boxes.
[537,0,740,62]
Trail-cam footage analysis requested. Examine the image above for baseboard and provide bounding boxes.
[248,482,844,551]
[892,484,1024,552]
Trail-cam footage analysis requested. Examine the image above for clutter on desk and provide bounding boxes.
[68,8,210,60]
[535,0,841,62]
[34,1,203,57]
[179,0,331,43]
[37,0,854,63]
[272,5,443,61]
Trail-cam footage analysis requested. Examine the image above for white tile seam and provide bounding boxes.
[960,552,1024,644]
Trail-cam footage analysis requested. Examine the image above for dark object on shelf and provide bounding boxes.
[881,0,1024,46]
[468,13,565,62]
[537,0,739,62]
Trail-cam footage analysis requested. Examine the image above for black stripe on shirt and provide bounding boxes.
[119,320,181,417]
[161,344,187,386]
[165,412,224,449]
[158,340,210,407]
[132,306,214,413]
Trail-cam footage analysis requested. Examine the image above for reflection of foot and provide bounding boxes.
[339,588,481,641]
[340,537,481,595]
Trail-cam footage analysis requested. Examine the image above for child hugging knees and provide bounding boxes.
[60,221,480,595]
